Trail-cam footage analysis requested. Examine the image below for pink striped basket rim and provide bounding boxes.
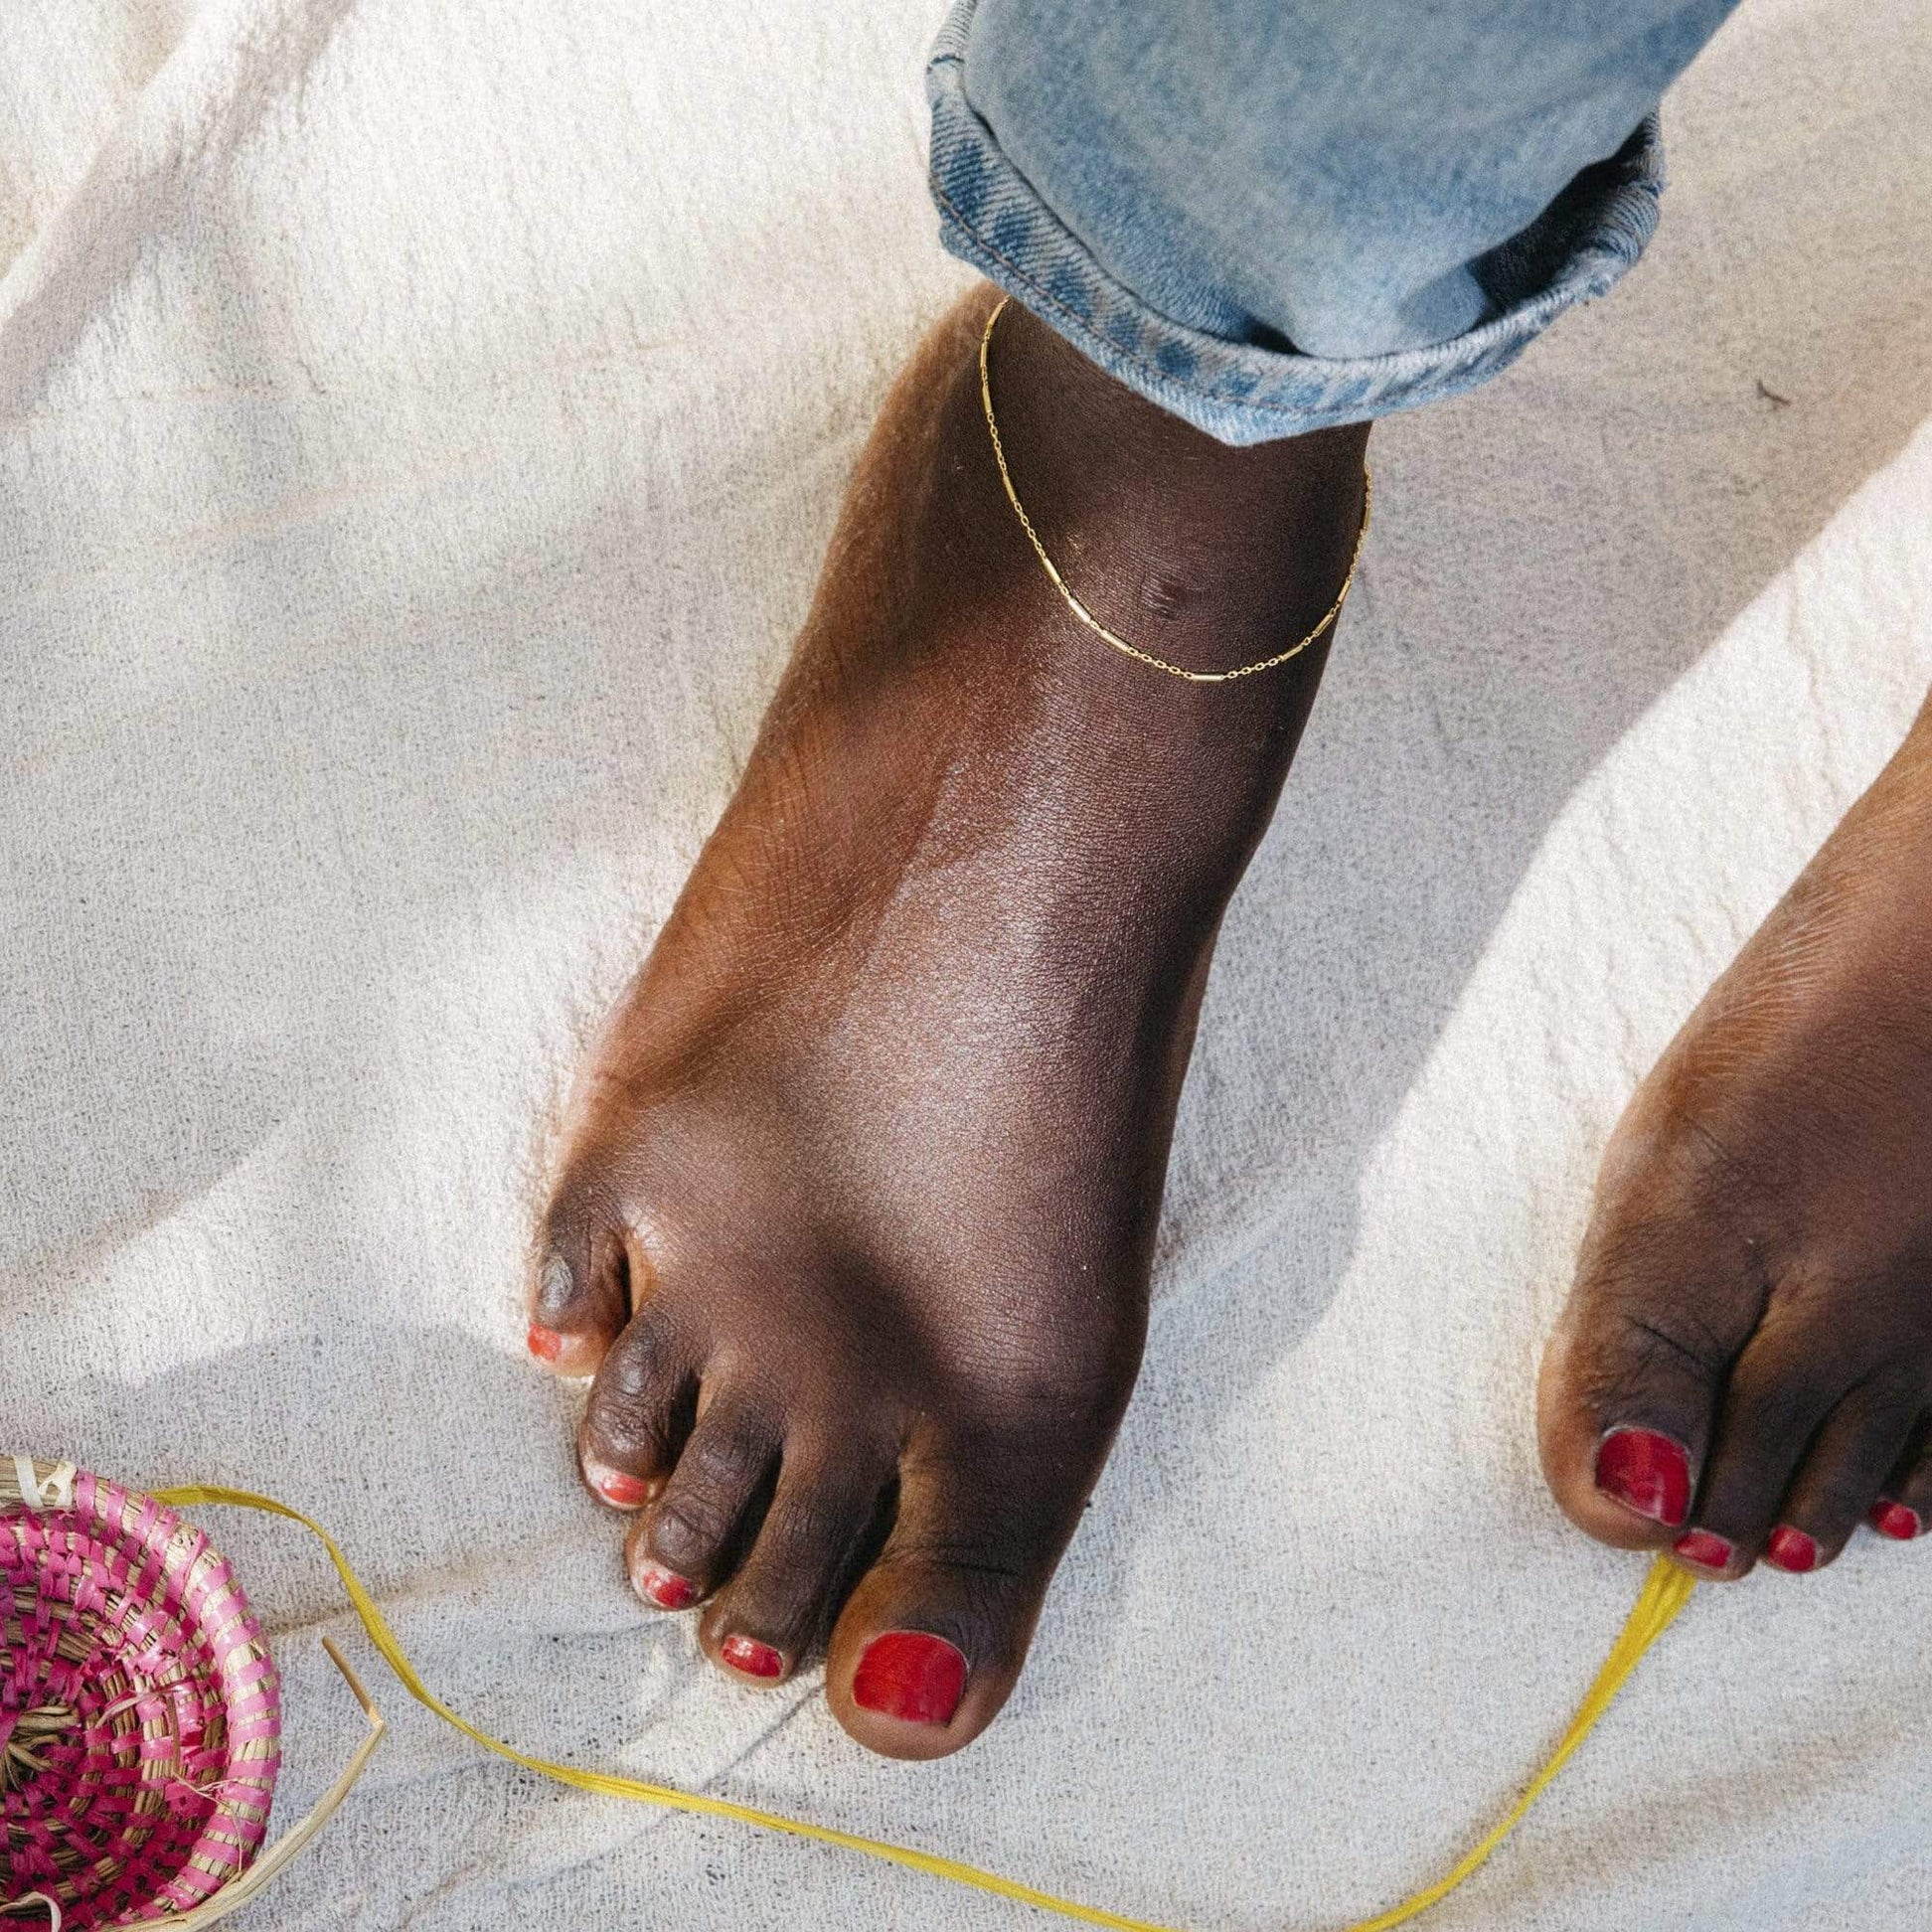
[2,1461,280,1928]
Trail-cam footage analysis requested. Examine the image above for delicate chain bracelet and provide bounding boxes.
[978,296,1371,685]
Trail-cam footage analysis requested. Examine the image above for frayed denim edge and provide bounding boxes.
[927,0,1665,445]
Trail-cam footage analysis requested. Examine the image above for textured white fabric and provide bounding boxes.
[4,2,1931,1926]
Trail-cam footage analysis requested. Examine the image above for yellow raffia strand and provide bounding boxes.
[155,1485,1696,1932]
[1342,1553,1696,1932]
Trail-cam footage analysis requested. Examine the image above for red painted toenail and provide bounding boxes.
[1673,1530,1734,1570]
[1593,1428,1691,1528]
[527,1324,564,1362]
[851,1632,967,1725]
[590,1468,651,1508]
[1871,1500,1923,1541]
[1765,1526,1820,1572]
[634,1563,696,1611]
[720,1635,783,1680]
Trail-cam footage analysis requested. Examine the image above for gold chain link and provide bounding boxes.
[978,296,1371,685]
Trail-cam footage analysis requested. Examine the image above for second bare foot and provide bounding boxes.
[1542,696,1932,1579]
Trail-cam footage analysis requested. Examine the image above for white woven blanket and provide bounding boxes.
[4,0,1931,1924]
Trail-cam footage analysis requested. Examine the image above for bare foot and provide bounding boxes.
[1541,695,1932,1577]
[526,287,1369,1756]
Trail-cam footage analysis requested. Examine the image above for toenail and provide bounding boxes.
[585,1464,651,1509]
[852,1632,967,1725]
[633,1562,697,1611]
[1673,1529,1734,1570]
[527,1324,564,1362]
[1764,1526,1820,1573]
[1870,1500,1923,1541]
[720,1635,783,1680]
[1593,1428,1692,1528]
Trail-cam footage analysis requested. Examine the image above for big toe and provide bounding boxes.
[1537,1187,1763,1548]
[824,1431,1090,1760]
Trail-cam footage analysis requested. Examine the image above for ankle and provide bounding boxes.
[981,300,1370,678]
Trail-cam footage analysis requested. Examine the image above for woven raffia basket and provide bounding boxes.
[1,1459,281,1929]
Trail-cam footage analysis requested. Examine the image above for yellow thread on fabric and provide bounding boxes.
[155,1485,1695,1932]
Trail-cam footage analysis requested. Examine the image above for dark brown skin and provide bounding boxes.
[532,279,1931,1760]
[1540,694,1932,1575]
[527,287,1367,1757]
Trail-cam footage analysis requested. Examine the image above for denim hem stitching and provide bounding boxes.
[926,19,1663,433]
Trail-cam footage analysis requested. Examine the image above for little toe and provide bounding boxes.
[578,1307,697,1512]
[699,1450,893,1684]
[623,1391,780,1609]
[1871,1417,1932,1542]
[530,1190,639,1376]
[824,1434,1083,1761]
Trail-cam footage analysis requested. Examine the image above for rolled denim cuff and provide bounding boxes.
[926,0,1665,445]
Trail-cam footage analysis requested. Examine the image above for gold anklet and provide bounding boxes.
[977,296,1371,685]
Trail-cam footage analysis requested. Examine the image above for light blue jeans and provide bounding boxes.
[928,0,1739,442]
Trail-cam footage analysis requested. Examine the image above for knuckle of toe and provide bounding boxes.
[1578,1314,1721,1423]
[583,1397,670,1466]
[690,1424,769,1487]
[610,1327,671,1398]
[727,1575,822,1649]
[893,1519,1039,1587]
[916,1566,1031,1662]
[653,1498,726,1564]
[760,1490,841,1558]
[1575,1256,1735,1364]
[1618,1312,1725,1383]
